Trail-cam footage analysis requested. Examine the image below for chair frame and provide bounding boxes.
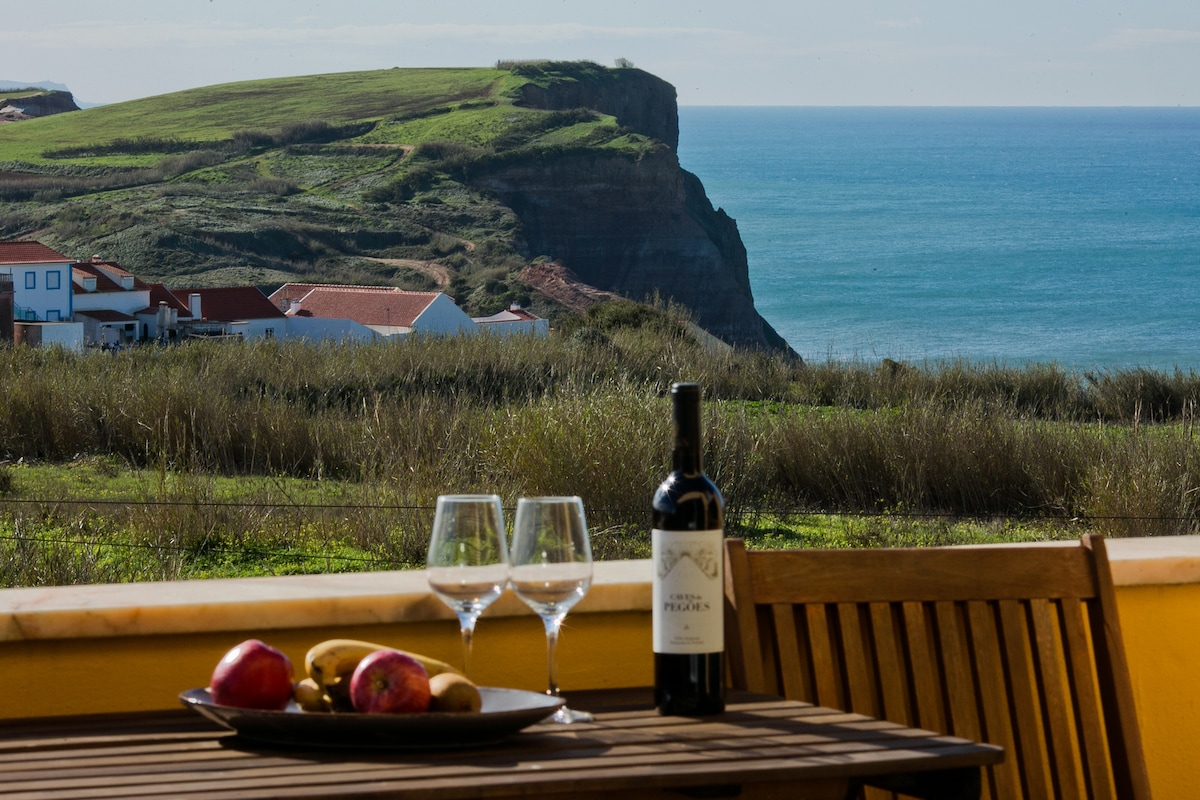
[723,535,1151,800]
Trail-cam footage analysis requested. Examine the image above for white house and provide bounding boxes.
[0,241,84,349]
[268,284,479,339]
[0,241,74,322]
[473,305,549,336]
[168,286,288,340]
[71,257,152,347]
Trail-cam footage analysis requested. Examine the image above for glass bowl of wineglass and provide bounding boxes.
[509,496,594,724]
[426,494,510,677]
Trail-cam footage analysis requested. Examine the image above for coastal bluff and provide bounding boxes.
[0,89,79,122]
[494,65,791,353]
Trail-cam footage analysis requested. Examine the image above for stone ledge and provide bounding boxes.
[1105,534,1200,587]
[1,536,1194,643]
[0,561,652,642]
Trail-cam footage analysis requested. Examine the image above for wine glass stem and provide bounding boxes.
[457,613,479,677]
[542,614,565,697]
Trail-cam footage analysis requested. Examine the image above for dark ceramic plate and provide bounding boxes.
[179,687,565,749]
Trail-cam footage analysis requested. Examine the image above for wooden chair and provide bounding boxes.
[723,535,1151,800]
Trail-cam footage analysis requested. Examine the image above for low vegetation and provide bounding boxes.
[2,305,1199,586]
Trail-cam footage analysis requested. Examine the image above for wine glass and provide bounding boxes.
[426,494,509,677]
[509,496,594,724]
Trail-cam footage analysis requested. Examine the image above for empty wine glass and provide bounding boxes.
[426,494,509,677]
[509,496,594,724]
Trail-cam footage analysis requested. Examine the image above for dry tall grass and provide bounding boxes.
[2,324,1199,585]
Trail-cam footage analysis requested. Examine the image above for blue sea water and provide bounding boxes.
[677,107,1200,372]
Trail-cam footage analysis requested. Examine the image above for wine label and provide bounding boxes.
[652,528,724,654]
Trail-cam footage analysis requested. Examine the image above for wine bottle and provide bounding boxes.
[652,382,725,715]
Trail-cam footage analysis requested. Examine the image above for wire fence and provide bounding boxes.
[2,495,1196,584]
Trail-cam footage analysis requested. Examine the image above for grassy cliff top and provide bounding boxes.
[0,63,662,166]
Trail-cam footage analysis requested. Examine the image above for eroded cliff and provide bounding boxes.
[481,64,791,353]
[0,90,79,122]
[473,149,791,353]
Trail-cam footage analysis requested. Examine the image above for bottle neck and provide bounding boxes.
[671,389,703,476]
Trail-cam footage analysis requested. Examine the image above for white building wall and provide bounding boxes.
[476,319,550,337]
[0,263,73,322]
[17,322,84,350]
[73,288,150,316]
[225,319,285,340]
[284,316,380,343]
[411,294,479,335]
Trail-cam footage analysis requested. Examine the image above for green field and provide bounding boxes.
[0,68,509,163]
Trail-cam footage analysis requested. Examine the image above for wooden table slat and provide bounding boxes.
[0,689,1002,800]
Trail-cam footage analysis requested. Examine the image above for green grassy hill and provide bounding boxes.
[0,62,669,320]
[0,69,509,159]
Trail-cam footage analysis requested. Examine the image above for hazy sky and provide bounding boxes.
[6,1,1200,106]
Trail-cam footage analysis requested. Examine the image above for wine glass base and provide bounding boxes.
[546,705,594,724]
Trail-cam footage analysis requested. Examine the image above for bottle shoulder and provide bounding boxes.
[653,471,724,529]
[654,471,723,501]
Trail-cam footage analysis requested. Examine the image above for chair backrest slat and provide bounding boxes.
[1031,598,1086,798]
[772,603,808,701]
[965,600,1020,800]
[869,602,911,727]
[996,598,1055,799]
[900,601,945,735]
[723,535,1152,800]
[1059,599,1118,798]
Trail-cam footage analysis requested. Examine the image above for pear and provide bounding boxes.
[428,672,482,713]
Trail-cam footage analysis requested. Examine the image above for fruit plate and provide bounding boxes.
[179,687,566,749]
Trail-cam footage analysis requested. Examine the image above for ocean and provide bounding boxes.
[676,107,1200,372]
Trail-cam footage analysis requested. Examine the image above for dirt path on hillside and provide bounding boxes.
[364,257,452,288]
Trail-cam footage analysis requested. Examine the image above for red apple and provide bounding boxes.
[349,649,431,714]
[209,639,294,710]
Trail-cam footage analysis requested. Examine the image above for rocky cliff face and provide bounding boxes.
[472,148,792,354]
[480,67,792,354]
[0,90,79,122]
[516,68,679,151]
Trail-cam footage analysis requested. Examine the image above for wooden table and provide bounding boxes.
[0,688,1002,800]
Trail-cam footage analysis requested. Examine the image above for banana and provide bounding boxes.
[292,677,331,713]
[324,675,355,712]
[304,638,461,691]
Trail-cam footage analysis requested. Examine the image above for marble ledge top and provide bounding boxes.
[2,537,1199,643]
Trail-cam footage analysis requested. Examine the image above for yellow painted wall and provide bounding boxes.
[0,611,653,719]
[1115,582,1200,800]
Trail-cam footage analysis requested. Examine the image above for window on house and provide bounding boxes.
[47,271,61,290]
[25,272,35,290]
[47,310,61,321]
[265,328,275,339]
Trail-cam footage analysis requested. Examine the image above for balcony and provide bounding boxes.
[1,535,1196,797]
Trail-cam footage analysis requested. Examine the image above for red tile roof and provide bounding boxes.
[74,259,149,284]
[176,286,286,322]
[71,268,111,293]
[145,284,192,316]
[72,262,152,296]
[269,284,440,327]
[0,241,70,265]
